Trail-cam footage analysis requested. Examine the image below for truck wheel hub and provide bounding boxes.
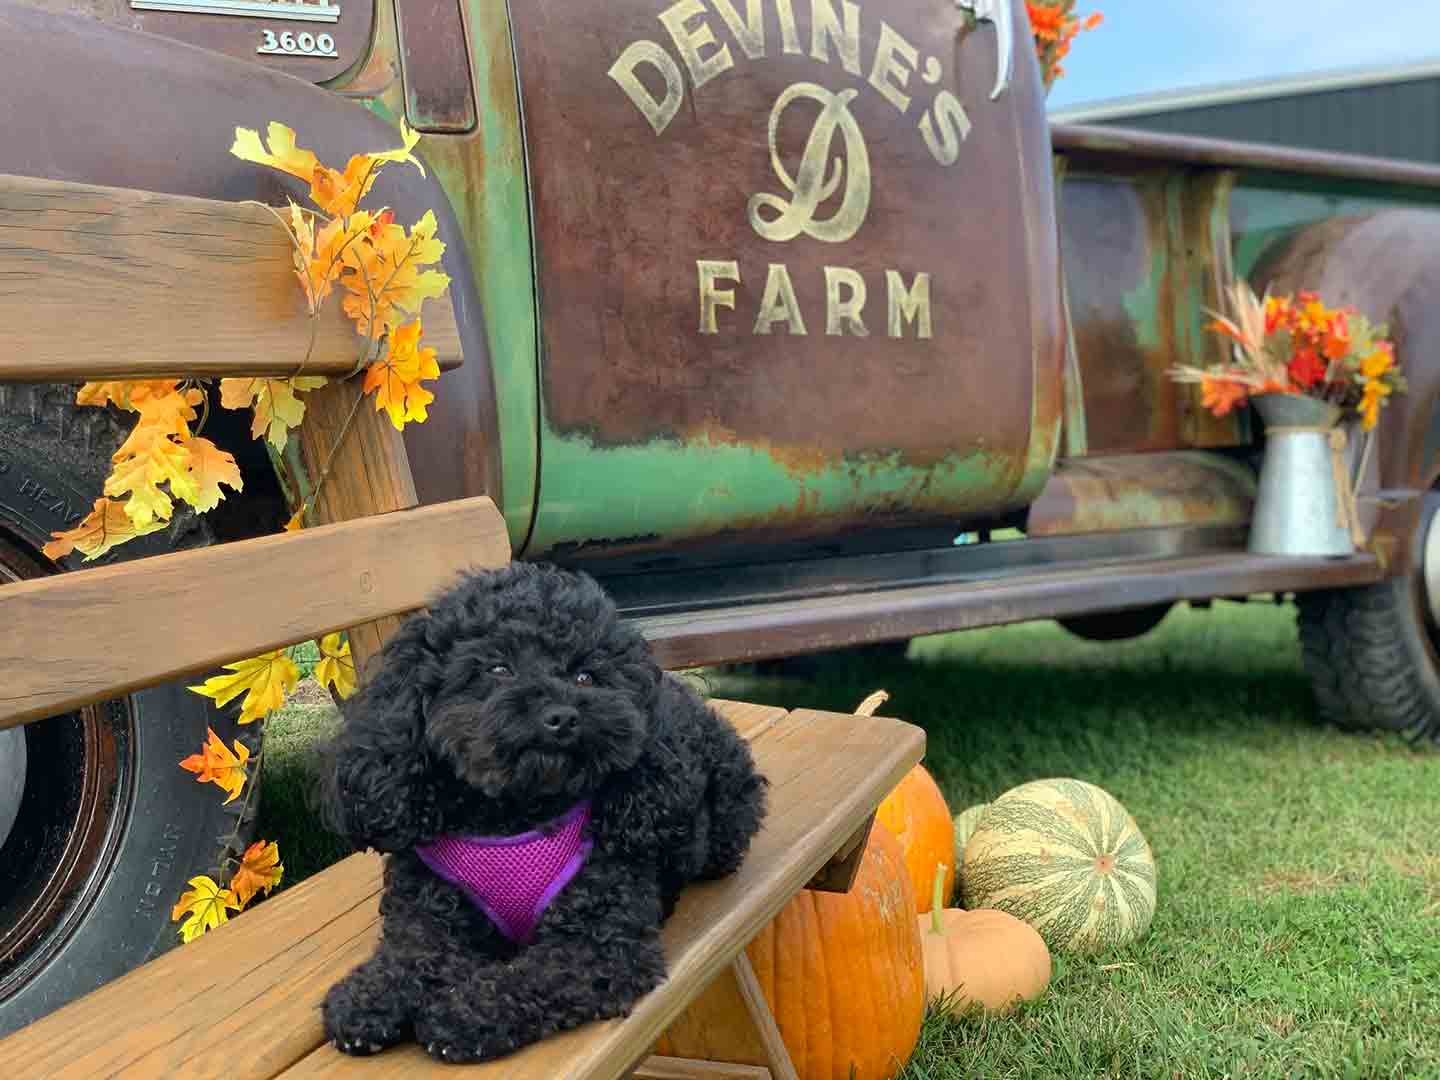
[1421,495,1440,631]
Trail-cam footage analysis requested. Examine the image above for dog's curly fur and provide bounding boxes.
[316,563,767,1064]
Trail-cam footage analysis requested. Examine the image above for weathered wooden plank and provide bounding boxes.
[0,172,461,380]
[0,851,386,1078]
[277,707,925,1079]
[631,1058,771,1079]
[0,495,509,730]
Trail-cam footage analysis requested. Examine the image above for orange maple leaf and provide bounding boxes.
[284,507,307,532]
[219,376,328,451]
[42,497,166,562]
[179,726,251,804]
[288,202,370,313]
[230,840,284,908]
[172,875,240,943]
[340,210,450,340]
[362,320,440,430]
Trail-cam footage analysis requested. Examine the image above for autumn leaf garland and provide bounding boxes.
[46,118,444,943]
[43,118,449,566]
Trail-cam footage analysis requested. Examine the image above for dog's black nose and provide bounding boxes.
[539,706,580,741]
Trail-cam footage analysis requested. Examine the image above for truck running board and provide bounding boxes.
[634,549,1384,670]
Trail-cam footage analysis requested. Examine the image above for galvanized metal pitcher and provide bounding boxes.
[1248,393,1362,557]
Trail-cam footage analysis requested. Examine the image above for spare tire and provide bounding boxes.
[0,385,261,1037]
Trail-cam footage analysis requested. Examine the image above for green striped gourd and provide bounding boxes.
[960,779,1156,953]
[952,803,989,858]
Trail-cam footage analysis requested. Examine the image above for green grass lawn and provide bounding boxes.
[259,602,1440,1080]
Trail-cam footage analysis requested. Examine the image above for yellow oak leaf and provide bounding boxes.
[362,320,439,430]
[284,507,306,532]
[42,497,165,561]
[110,388,205,463]
[230,122,321,184]
[76,379,188,413]
[219,376,328,451]
[104,427,196,526]
[182,436,243,512]
[171,875,240,943]
[230,840,284,908]
[314,632,357,699]
[189,650,300,725]
[341,210,450,339]
[179,726,251,804]
[367,117,425,174]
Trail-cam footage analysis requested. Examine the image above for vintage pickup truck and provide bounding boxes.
[3,0,1440,1037]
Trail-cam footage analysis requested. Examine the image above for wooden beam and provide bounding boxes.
[0,172,462,381]
[288,375,422,675]
[0,496,509,730]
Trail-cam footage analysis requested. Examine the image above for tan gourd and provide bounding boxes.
[918,865,1051,1014]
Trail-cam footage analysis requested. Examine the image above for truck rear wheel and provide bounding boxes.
[0,386,260,1037]
[1296,492,1440,742]
[1058,603,1174,642]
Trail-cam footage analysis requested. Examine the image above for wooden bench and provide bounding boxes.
[0,172,927,1077]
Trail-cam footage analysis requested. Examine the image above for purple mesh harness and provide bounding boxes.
[414,800,593,945]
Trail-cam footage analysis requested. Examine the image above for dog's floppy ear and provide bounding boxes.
[317,612,438,852]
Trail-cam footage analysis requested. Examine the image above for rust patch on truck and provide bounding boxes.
[511,0,1054,468]
[1027,452,1254,536]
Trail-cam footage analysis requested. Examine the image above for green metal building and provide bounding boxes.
[1050,59,1440,165]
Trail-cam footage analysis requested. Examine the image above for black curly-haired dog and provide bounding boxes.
[316,563,767,1064]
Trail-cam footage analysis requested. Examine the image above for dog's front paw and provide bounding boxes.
[415,1001,517,1064]
[332,1036,390,1057]
[322,979,411,1056]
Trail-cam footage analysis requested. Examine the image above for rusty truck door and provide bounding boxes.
[510,0,1064,561]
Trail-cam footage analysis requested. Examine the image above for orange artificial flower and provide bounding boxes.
[1201,376,1249,418]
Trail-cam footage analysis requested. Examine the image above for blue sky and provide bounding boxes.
[1045,0,1440,110]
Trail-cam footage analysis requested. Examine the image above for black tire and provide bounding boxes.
[0,385,262,1037]
[1058,603,1173,643]
[1297,516,1440,742]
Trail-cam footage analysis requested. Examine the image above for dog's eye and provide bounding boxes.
[574,670,595,687]
[488,664,514,678]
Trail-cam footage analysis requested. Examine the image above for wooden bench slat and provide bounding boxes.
[0,850,384,1077]
[0,172,462,380]
[277,708,924,1079]
[0,704,924,1080]
[0,495,509,730]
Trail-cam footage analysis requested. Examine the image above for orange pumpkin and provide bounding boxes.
[656,826,925,1080]
[875,764,955,912]
[917,867,1051,1014]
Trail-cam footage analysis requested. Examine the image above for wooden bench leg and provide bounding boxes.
[647,954,798,1080]
[805,814,875,893]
